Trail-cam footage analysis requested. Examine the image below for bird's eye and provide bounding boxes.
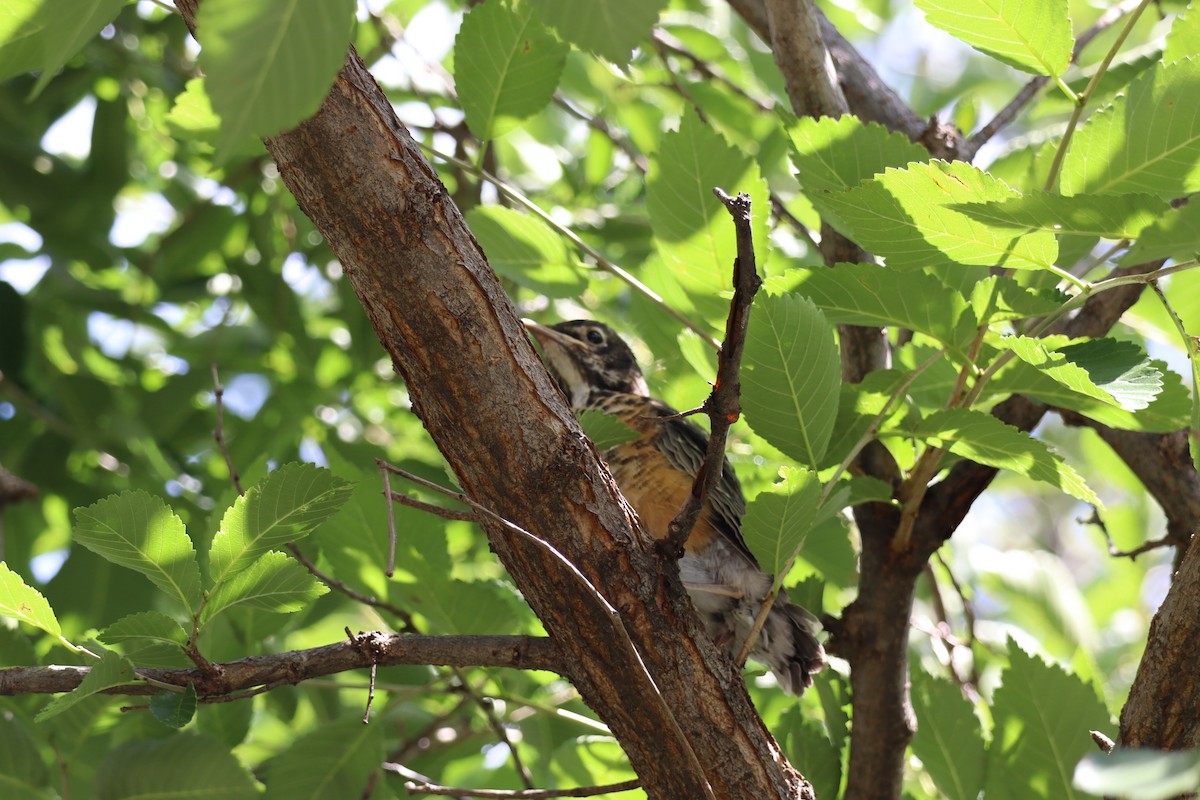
[586,328,604,345]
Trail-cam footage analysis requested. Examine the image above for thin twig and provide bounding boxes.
[662,189,762,558]
[287,542,419,632]
[210,364,243,496]
[387,489,478,522]
[401,778,642,799]
[1079,507,1175,560]
[551,94,648,173]
[380,459,398,577]
[452,669,535,789]
[652,30,774,113]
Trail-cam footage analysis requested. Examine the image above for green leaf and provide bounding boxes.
[646,107,770,297]
[952,191,1166,238]
[1165,6,1200,66]
[912,669,985,800]
[208,462,353,587]
[456,0,568,141]
[916,0,1072,75]
[782,112,928,193]
[0,0,45,81]
[780,708,842,800]
[1000,336,1162,411]
[969,275,1067,323]
[742,294,841,468]
[99,611,190,668]
[150,684,197,729]
[22,0,126,95]
[1121,200,1200,265]
[742,467,822,578]
[197,0,356,160]
[1061,58,1200,197]
[990,356,1191,433]
[73,491,203,610]
[578,408,639,449]
[466,206,584,298]
[915,409,1101,507]
[985,641,1112,800]
[36,650,136,721]
[202,551,329,623]
[93,734,261,800]
[815,161,1058,271]
[1075,749,1200,800]
[264,717,382,800]
[0,714,49,795]
[0,560,61,638]
[527,0,667,63]
[794,262,973,354]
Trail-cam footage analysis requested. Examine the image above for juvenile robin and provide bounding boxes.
[525,318,826,695]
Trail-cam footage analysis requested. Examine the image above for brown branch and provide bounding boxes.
[210,364,243,496]
[401,777,641,798]
[0,633,565,697]
[662,189,761,557]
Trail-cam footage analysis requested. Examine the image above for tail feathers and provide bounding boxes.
[748,596,826,696]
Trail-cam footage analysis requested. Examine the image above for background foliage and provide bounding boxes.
[0,0,1198,798]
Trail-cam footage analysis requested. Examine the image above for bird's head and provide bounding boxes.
[524,319,649,407]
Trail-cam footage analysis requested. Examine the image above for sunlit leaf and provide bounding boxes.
[1075,749,1200,800]
[1122,200,1200,265]
[782,112,928,193]
[466,205,584,298]
[578,408,639,449]
[912,669,985,800]
[1000,336,1162,411]
[456,0,568,140]
[742,467,822,577]
[0,561,60,638]
[916,0,1072,75]
[73,491,203,611]
[527,0,667,63]
[952,191,1166,238]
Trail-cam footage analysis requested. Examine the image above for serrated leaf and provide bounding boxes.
[952,191,1166,238]
[915,408,1101,506]
[916,0,1072,76]
[93,734,260,800]
[466,205,584,298]
[527,0,667,63]
[985,641,1112,800]
[990,357,1191,433]
[1121,200,1200,265]
[1062,58,1200,197]
[36,650,136,721]
[970,275,1067,323]
[742,294,840,468]
[197,0,356,161]
[456,0,567,141]
[742,467,822,578]
[0,560,60,638]
[99,611,190,668]
[209,462,353,587]
[409,579,525,636]
[73,491,203,610]
[1165,6,1200,66]
[912,669,985,800]
[264,717,382,800]
[815,161,1058,271]
[1001,336,1161,411]
[782,112,929,193]
[578,408,639,449]
[646,107,770,297]
[202,551,329,623]
[794,262,973,354]
[1075,749,1200,800]
[151,684,197,729]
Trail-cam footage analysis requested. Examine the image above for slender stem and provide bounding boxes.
[1043,0,1155,191]
[1148,282,1200,436]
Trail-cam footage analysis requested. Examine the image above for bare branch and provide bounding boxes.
[210,364,244,496]
[400,776,641,798]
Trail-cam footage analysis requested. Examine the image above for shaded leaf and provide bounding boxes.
[1121,200,1200,265]
[1001,336,1161,411]
[202,551,329,623]
[912,669,985,800]
[73,491,202,610]
[150,684,197,729]
[93,734,261,800]
[742,294,840,468]
[36,650,136,721]
[1075,749,1200,800]
[953,191,1166,238]
[264,717,382,800]
[99,611,190,668]
[578,408,639,449]
[527,0,667,63]
[1062,58,1200,197]
[969,275,1066,323]
[466,205,584,298]
[915,409,1101,506]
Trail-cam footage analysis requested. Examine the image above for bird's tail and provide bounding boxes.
[744,590,826,696]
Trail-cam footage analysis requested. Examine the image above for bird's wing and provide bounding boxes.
[645,399,759,568]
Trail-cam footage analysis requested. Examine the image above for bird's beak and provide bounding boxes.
[522,318,585,352]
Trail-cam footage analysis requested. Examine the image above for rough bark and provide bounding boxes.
[174,2,811,797]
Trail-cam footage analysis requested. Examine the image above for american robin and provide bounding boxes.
[525,318,826,695]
